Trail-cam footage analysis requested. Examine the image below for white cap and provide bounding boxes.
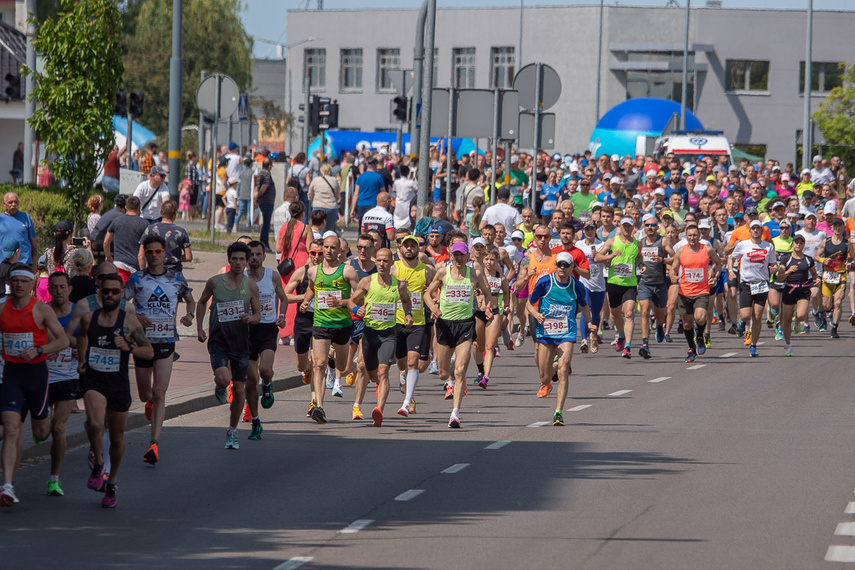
[653,188,666,196]
[471,237,487,247]
[813,154,822,162]
[642,213,657,223]
[801,168,810,175]
[569,164,579,172]
[511,229,525,240]
[510,155,519,164]
[620,217,634,226]
[555,252,574,265]
[749,220,762,228]
[610,154,620,161]
[646,168,659,178]
[610,177,621,185]
[322,230,337,239]
[591,202,604,210]
[824,202,837,215]
[805,211,818,219]
[698,219,711,229]
[603,172,613,180]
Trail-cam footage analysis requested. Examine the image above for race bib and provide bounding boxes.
[88,347,120,373]
[145,316,174,340]
[487,277,502,295]
[580,210,592,220]
[316,290,342,310]
[613,263,633,278]
[48,348,75,372]
[397,292,422,312]
[641,247,659,260]
[216,300,245,322]
[3,332,33,357]
[369,302,396,322]
[260,294,275,320]
[684,268,704,283]
[549,239,562,250]
[542,318,570,337]
[445,285,471,304]
[823,270,841,285]
[750,281,770,295]
[543,200,558,212]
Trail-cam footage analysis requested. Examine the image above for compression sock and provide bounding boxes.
[476,363,484,374]
[684,329,696,350]
[404,369,419,405]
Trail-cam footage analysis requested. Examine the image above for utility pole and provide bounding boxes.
[198,70,206,171]
[167,0,183,200]
[802,0,813,172]
[411,0,428,160]
[416,0,436,218]
[680,0,690,130]
[23,0,35,184]
[302,76,310,155]
[595,0,603,124]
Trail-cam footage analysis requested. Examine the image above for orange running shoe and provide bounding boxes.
[144,401,153,421]
[227,382,234,403]
[536,383,552,398]
[242,404,251,422]
[143,443,158,465]
[444,384,454,400]
[371,407,383,427]
[301,369,312,385]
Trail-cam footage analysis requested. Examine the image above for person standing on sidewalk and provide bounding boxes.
[104,196,149,283]
[236,157,254,229]
[124,235,195,465]
[195,242,260,449]
[256,158,277,253]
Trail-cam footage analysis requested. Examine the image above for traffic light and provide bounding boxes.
[328,100,339,129]
[4,72,20,100]
[318,97,332,131]
[115,88,127,117]
[393,96,407,122]
[309,95,321,136]
[129,91,144,118]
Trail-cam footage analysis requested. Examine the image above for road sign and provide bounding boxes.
[455,90,493,139]
[386,69,414,96]
[238,93,249,121]
[514,63,561,112]
[519,112,556,150]
[498,90,520,141]
[196,74,239,122]
[430,89,450,138]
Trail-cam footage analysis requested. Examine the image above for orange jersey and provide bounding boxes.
[527,251,557,293]
[679,245,710,297]
[728,224,771,244]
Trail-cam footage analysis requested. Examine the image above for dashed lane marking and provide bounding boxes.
[485,440,511,450]
[527,421,550,427]
[826,546,855,562]
[686,364,706,370]
[608,390,632,397]
[568,405,591,412]
[340,519,374,534]
[720,352,737,358]
[648,376,670,383]
[845,502,855,514]
[395,489,425,501]
[835,522,855,536]
[273,557,314,570]
[441,463,470,474]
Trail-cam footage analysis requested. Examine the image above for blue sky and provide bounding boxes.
[242,0,853,58]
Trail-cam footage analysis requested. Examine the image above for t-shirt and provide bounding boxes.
[107,214,150,271]
[482,203,522,243]
[361,206,394,248]
[238,167,254,201]
[355,171,385,207]
[133,180,171,221]
[141,221,191,273]
[795,228,826,257]
[569,192,599,220]
[256,169,276,206]
[575,239,606,292]
[731,240,775,283]
[393,178,417,230]
[0,211,36,264]
[728,224,772,245]
[124,269,192,343]
[90,207,124,252]
[225,188,238,210]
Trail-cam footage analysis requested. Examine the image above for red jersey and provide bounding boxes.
[0,297,48,364]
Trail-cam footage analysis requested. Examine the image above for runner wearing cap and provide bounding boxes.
[729,220,777,356]
[426,226,449,265]
[796,211,826,330]
[814,217,853,339]
[510,229,529,347]
[576,219,606,353]
[777,232,818,355]
[768,220,794,338]
[285,239,323,413]
[526,251,594,427]
[595,217,643,359]
[515,226,557,376]
[637,213,673,358]
[424,241,493,428]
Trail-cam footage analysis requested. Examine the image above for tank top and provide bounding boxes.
[439,265,474,321]
[363,274,399,331]
[247,267,277,324]
[607,237,640,287]
[349,259,377,323]
[822,238,849,274]
[527,250,557,293]
[84,309,129,389]
[296,265,314,318]
[48,304,77,383]
[0,297,48,364]
[521,227,535,249]
[394,260,426,325]
[430,246,449,265]
[314,263,352,328]
[639,236,667,285]
[209,274,251,351]
[679,245,710,297]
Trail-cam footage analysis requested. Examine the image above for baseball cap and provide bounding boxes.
[54,219,73,233]
[805,211,818,219]
[569,164,579,173]
[832,216,845,225]
[471,237,487,247]
[661,209,674,219]
[556,251,574,265]
[771,201,785,209]
[322,231,337,239]
[793,233,806,242]
[37,254,46,268]
[610,154,620,162]
[772,165,781,172]
[706,175,716,182]
[803,190,816,199]
[642,213,657,224]
[744,206,759,216]
[813,155,822,162]
[149,165,166,176]
[781,173,791,181]
[428,225,442,234]
[400,235,420,246]
[591,202,603,211]
[653,188,666,196]
[510,155,519,164]
[824,202,837,215]
[698,219,711,229]
[583,219,597,229]
[450,241,469,255]
[228,177,239,185]
[734,212,745,219]
[1,237,19,258]
[610,177,621,185]
[646,168,659,178]
[749,220,762,228]
[801,168,811,176]
[620,217,634,226]
[511,230,525,241]
[552,153,561,161]
[786,212,800,219]
[686,176,696,183]
[603,172,613,180]
[229,142,238,151]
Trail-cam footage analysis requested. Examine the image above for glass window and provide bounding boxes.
[799,61,845,94]
[624,70,694,110]
[453,47,476,89]
[377,48,401,92]
[304,48,325,92]
[725,60,769,92]
[490,47,515,89]
[340,49,362,91]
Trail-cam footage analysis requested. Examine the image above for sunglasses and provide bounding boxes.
[100,288,123,295]
[417,242,426,247]
[356,245,371,250]
[145,248,164,255]
[556,262,572,269]
[309,251,324,256]
[535,234,550,239]
[643,223,658,227]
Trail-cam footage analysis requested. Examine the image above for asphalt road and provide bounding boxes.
[3,324,855,569]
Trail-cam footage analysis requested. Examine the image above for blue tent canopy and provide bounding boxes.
[112,115,156,150]
[308,131,483,158]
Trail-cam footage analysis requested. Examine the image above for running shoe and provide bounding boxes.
[656,325,665,343]
[227,382,234,403]
[345,371,356,386]
[101,483,118,508]
[813,310,823,328]
[589,332,599,353]
[88,448,96,470]
[677,321,684,334]
[622,348,631,359]
[819,313,828,332]
[831,326,840,339]
[685,349,696,363]
[579,340,588,354]
[610,337,619,346]
[477,375,489,389]
[551,370,558,383]
[638,345,651,359]
[749,345,758,358]
[332,386,343,398]
[704,334,712,348]
[765,317,774,329]
[410,398,416,414]
[249,419,263,440]
[242,404,251,422]
[784,344,794,357]
[774,328,784,341]
[738,322,746,336]
[474,372,484,386]
[428,361,439,374]
[849,315,855,326]
[144,401,153,421]
[143,443,159,465]
[602,319,611,331]
[307,401,316,417]
[397,405,409,417]
[743,330,751,346]
[301,369,312,385]
[448,416,461,429]
[352,404,363,420]
[310,406,327,424]
[371,407,383,427]
[664,334,672,343]
[261,385,274,409]
[47,479,64,496]
[536,383,552,398]
[802,324,810,335]
[444,384,454,400]
[324,367,335,389]
[727,323,738,335]
[552,411,565,427]
[0,483,19,506]
[697,342,706,356]
[88,463,106,491]
[493,346,501,358]
[514,330,526,347]
[717,321,726,332]
[214,387,227,404]
[225,430,239,449]
[399,371,407,394]
[614,337,625,352]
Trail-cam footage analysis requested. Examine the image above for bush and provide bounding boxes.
[7,186,75,251]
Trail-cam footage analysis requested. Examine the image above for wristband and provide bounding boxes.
[405,310,412,316]
[351,306,360,315]
[187,312,195,318]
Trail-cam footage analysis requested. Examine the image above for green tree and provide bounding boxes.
[814,62,855,167]
[27,0,124,225]
[122,0,253,137]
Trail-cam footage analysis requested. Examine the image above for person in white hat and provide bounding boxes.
[728,220,777,356]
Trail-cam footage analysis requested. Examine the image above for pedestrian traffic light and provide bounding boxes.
[318,97,332,131]
[309,95,321,136]
[115,88,127,117]
[4,72,20,100]
[393,96,407,122]
[129,91,144,118]
[328,100,339,130]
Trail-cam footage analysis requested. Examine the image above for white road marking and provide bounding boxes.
[826,546,855,562]
[720,352,737,358]
[395,489,425,502]
[485,440,511,450]
[845,502,855,514]
[273,557,314,570]
[568,405,591,412]
[340,519,374,534]
[757,341,766,346]
[608,390,632,397]
[835,523,855,536]
[527,421,550,427]
[648,376,670,383]
[441,463,470,474]
[686,364,706,370]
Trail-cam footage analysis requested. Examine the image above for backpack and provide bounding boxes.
[287,165,306,193]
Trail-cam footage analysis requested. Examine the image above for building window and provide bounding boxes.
[304,48,325,91]
[453,47,476,89]
[799,61,844,94]
[377,48,401,92]
[490,47,515,89]
[625,70,694,109]
[340,49,362,91]
[725,60,769,92]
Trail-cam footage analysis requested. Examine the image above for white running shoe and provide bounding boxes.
[324,367,335,389]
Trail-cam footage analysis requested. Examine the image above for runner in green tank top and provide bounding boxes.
[595,217,645,360]
[350,249,413,426]
[300,235,360,424]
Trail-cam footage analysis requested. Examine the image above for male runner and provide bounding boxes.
[729,220,777,356]
[576,220,606,354]
[637,213,673,358]
[244,241,288,438]
[795,212,825,331]
[124,235,195,465]
[285,239,324,411]
[0,263,69,507]
[196,242,261,448]
[78,274,152,508]
[514,226,556,359]
[342,234,377,402]
[814,217,854,339]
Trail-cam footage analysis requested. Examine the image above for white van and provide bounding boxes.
[653,130,733,167]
